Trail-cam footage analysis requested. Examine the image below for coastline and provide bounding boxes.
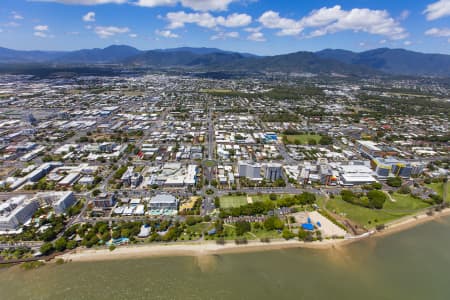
[373,207,450,238]
[59,208,450,263]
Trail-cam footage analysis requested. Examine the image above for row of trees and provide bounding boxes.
[220,192,317,217]
[341,189,387,209]
[40,237,77,256]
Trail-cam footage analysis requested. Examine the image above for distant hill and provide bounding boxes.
[222,51,375,75]
[54,45,141,64]
[125,50,374,76]
[124,50,200,67]
[1,45,450,77]
[0,47,65,63]
[154,47,257,57]
[316,48,450,77]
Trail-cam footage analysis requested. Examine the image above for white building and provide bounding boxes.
[149,194,179,211]
[263,163,283,182]
[238,161,262,180]
[36,191,77,215]
[338,164,377,186]
[0,196,39,232]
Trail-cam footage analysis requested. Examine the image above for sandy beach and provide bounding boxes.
[373,207,450,238]
[59,208,450,263]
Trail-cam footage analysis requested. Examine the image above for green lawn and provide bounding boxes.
[249,229,282,239]
[388,193,431,211]
[222,224,282,240]
[326,193,431,228]
[251,194,294,202]
[426,182,449,202]
[220,194,293,208]
[284,134,321,145]
[219,196,248,208]
[203,160,216,167]
[188,222,214,234]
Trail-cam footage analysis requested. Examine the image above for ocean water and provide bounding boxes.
[1,217,450,300]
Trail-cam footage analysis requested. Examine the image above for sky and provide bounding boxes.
[1,0,450,55]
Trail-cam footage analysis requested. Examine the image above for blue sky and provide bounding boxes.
[1,0,450,55]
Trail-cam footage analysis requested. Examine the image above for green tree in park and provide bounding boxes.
[54,237,67,252]
[40,242,54,256]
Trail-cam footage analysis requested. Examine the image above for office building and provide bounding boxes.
[238,161,262,180]
[149,194,179,211]
[263,163,283,182]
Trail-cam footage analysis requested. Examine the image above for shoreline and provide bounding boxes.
[59,208,450,263]
[373,207,450,238]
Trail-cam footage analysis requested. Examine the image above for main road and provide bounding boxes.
[207,107,214,161]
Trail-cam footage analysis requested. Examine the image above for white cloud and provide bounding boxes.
[155,29,179,38]
[135,0,177,6]
[258,5,407,40]
[210,31,239,40]
[398,10,410,21]
[30,0,127,4]
[301,6,347,28]
[424,0,450,20]
[244,26,265,41]
[314,8,407,40]
[247,31,265,42]
[11,12,24,20]
[135,0,236,11]
[166,12,216,29]
[403,40,412,46]
[33,24,54,38]
[83,12,96,22]
[218,13,251,27]
[379,39,387,44]
[94,26,129,38]
[425,27,450,37]
[129,33,138,38]
[258,11,302,36]
[34,0,239,11]
[3,22,20,27]
[34,25,49,31]
[244,26,261,33]
[180,0,235,11]
[34,31,48,38]
[166,11,251,29]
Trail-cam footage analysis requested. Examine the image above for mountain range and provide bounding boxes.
[1,45,450,77]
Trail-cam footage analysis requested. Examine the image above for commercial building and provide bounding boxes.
[238,161,262,180]
[121,166,135,186]
[149,194,179,211]
[121,166,143,188]
[372,157,424,179]
[356,140,382,158]
[0,196,39,232]
[356,140,399,158]
[19,146,45,162]
[130,172,143,188]
[9,162,63,190]
[319,165,338,186]
[155,163,198,187]
[264,132,278,143]
[94,193,116,208]
[58,172,80,187]
[263,163,283,182]
[338,164,377,186]
[35,191,77,215]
